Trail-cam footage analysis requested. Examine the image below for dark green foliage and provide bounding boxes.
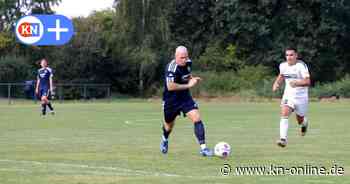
[213,0,350,82]
[194,65,273,96]
[0,56,34,82]
[311,75,350,98]
[1,0,350,97]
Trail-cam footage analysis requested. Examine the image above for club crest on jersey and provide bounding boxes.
[182,74,190,81]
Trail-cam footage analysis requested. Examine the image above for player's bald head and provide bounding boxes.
[175,46,188,55]
[175,46,189,66]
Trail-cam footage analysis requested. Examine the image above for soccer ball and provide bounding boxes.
[214,142,231,158]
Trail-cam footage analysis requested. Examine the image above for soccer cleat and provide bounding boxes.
[300,121,308,136]
[200,148,213,157]
[50,111,55,115]
[276,138,287,148]
[160,138,168,154]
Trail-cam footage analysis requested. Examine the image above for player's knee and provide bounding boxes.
[191,116,201,123]
[186,109,200,122]
[41,97,48,102]
[281,108,291,117]
[163,121,174,130]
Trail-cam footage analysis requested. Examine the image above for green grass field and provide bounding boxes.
[0,100,349,184]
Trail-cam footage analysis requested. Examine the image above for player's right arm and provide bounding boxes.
[272,74,284,92]
[35,77,40,94]
[166,67,199,91]
[167,78,198,91]
[273,63,285,92]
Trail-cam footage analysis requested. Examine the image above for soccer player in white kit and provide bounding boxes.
[272,48,311,147]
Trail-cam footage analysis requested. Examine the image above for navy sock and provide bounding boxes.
[194,121,205,145]
[41,104,47,115]
[47,102,54,111]
[162,126,171,140]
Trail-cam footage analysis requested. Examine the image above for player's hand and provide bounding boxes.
[188,78,199,88]
[272,83,279,92]
[192,77,202,82]
[289,80,298,88]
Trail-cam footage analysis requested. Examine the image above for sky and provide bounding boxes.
[52,0,115,18]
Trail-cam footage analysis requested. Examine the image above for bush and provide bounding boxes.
[193,64,274,96]
[0,56,34,82]
[0,56,35,98]
[198,43,243,72]
[311,75,350,98]
[236,65,273,89]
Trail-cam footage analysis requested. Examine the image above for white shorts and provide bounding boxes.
[281,97,308,117]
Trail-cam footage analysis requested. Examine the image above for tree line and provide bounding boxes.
[1,0,350,97]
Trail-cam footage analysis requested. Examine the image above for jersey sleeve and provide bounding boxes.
[47,67,54,77]
[278,63,283,75]
[299,63,310,78]
[166,71,175,83]
[36,69,40,80]
[165,62,177,84]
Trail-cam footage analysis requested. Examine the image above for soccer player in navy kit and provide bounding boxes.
[160,46,213,157]
[35,59,55,116]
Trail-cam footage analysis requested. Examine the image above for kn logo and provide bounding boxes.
[15,15,74,46]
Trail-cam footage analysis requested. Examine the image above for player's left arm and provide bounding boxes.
[290,64,311,87]
[35,77,40,94]
[290,77,311,87]
[189,75,202,82]
[49,71,54,93]
[188,60,201,82]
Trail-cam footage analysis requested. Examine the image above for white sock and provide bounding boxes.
[280,118,289,140]
[200,144,206,150]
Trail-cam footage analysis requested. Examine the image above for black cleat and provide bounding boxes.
[276,138,287,148]
[301,126,307,136]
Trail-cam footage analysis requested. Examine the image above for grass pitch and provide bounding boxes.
[0,100,349,183]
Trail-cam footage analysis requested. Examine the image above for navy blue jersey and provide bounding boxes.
[37,67,53,89]
[163,59,193,102]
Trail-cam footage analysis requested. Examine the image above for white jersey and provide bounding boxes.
[279,60,310,103]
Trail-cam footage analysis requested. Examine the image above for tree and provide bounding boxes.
[0,0,61,31]
[111,0,172,95]
[212,0,350,82]
[169,0,216,58]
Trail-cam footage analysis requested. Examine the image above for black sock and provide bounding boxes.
[194,121,205,145]
[41,104,47,115]
[162,126,171,140]
[47,102,54,111]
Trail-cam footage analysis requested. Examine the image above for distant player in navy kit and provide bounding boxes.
[160,46,213,156]
[35,58,55,116]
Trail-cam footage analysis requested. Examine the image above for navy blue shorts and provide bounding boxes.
[163,98,198,123]
[39,88,50,98]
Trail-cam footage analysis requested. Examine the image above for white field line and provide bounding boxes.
[0,159,179,177]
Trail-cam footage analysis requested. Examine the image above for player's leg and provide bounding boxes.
[40,92,48,116]
[46,90,55,115]
[163,120,174,140]
[160,103,178,154]
[160,120,174,154]
[295,103,308,136]
[185,102,213,157]
[277,101,293,147]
